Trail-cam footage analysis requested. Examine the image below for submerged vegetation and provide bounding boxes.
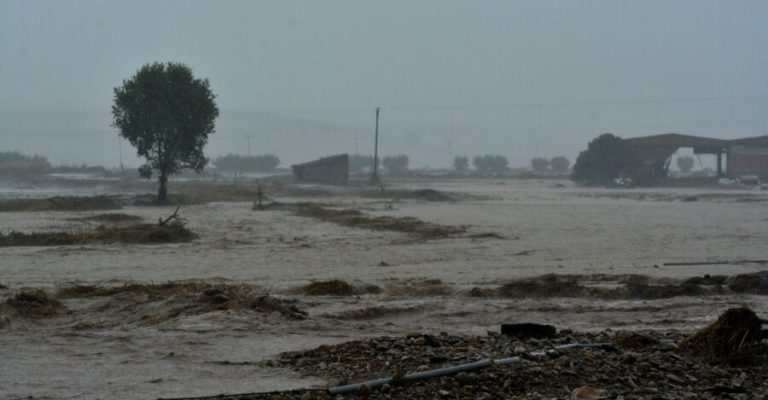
[2,289,63,318]
[290,203,466,239]
[0,196,121,212]
[0,222,195,247]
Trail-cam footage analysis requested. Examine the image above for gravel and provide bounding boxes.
[166,329,768,400]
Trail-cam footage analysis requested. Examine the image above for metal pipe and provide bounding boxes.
[328,359,492,395]
[327,342,611,395]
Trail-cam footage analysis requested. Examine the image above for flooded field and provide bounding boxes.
[1,178,767,399]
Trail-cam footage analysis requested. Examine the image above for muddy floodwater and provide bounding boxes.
[1,179,767,399]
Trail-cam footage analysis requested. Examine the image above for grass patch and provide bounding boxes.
[3,289,63,318]
[0,196,121,212]
[0,222,195,247]
[289,203,466,239]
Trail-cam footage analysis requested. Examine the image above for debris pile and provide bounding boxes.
[685,307,766,365]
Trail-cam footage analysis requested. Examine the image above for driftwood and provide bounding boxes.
[158,206,181,226]
[664,260,768,267]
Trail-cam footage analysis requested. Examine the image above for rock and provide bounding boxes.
[501,323,557,338]
[300,391,312,400]
[613,330,659,349]
[570,386,604,400]
[455,372,476,386]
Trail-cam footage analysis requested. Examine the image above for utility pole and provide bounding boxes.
[246,136,252,156]
[118,138,124,176]
[371,107,381,184]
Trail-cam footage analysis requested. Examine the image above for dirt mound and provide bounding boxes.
[685,307,765,365]
[624,282,704,299]
[297,280,381,296]
[327,305,424,320]
[0,196,121,212]
[0,222,196,247]
[726,271,768,294]
[498,274,590,298]
[3,289,63,318]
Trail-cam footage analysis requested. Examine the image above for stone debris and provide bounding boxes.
[173,327,768,400]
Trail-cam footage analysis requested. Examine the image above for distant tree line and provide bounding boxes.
[213,154,280,173]
[0,152,51,174]
[531,156,570,174]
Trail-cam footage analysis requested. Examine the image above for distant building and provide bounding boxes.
[727,136,768,181]
[291,154,349,185]
[623,133,768,183]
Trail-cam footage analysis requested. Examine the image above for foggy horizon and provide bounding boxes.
[1,0,767,168]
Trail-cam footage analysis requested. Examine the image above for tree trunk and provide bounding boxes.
[158,173,168,204]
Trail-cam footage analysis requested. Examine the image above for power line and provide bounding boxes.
[2,94,766,116]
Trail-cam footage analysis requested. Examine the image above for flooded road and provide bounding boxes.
[1,179,767,399]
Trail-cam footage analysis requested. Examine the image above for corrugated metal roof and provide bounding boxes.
[728,136,768,147]
[624,133,728,148]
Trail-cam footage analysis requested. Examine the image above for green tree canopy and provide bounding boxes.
[112,62,219,203]
[571,133,639,185]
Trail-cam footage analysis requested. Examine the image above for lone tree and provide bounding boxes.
[112,62,219,204]
[550,156,570,174]
[571,133,639,185]
[676,156,694,174]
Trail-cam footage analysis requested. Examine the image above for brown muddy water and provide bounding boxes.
[1,179,767,399]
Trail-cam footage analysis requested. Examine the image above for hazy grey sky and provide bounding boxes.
[1,0,767,168]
